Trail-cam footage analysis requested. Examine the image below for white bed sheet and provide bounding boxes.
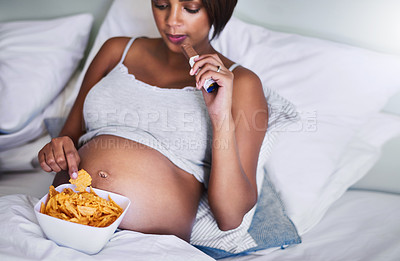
[226,190,400,261]
[0,196,214,261]
[1,169,399,261]
[0,169,214,261]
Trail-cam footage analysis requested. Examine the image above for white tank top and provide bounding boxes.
[79,37,239,185]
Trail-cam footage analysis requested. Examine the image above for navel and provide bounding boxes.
[98,170,109,179]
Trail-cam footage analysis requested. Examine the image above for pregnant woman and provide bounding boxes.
[38,0,268,242]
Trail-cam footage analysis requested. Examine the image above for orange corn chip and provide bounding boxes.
[69,169,92,192]
[40,183,123,227]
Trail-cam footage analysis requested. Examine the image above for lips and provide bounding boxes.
[166,34,187,45]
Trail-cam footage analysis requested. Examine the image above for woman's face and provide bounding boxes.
[151,0,211,53]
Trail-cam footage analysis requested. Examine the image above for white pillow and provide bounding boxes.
[0,70,81,174]
[0,13,93,134]
[0,134,50,172]
[279,112,400,235]
[350,124,400,194]
[214,18,400,234]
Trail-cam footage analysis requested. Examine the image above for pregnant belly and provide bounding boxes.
[78,135,203,241]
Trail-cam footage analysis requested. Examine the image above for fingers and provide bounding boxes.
[190,54,222,76]
[196,69,221,90]
[42,144,62,173]
[65,146,80,179]
[190,54,233,91]
[195,63,232,91]
[38,136,80,179]
[52,139,68,171]
[38,148,52,172]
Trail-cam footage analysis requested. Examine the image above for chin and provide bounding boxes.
[162,38,185,53]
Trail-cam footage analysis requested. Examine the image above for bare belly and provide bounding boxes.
[77,135,203,241]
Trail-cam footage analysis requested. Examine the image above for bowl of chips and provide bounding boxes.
[34,180,131,254]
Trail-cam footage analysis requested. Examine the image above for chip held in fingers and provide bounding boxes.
[69,169,92,192]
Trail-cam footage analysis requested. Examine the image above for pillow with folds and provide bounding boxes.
[0,13,93,134]
[271,112,400,238]
[351,138,400,194]
[212,17,400,235]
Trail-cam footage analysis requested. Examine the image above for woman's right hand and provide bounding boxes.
[38,136,80,179]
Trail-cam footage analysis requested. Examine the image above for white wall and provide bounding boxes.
[234,0,400,115]
[234,0,400,56]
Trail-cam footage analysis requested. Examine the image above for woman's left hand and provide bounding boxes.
[191,54,234,126]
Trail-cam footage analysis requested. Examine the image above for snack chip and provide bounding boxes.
[69,169,92,192]
[41,169,123,227]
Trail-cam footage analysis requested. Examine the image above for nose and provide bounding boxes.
[166,5,182,28]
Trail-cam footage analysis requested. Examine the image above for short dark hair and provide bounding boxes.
[202,0,238,41]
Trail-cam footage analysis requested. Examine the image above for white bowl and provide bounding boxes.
[34,184,131,254]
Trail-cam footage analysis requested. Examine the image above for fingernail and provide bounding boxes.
[71,172,78,179]
[190,68,194,75]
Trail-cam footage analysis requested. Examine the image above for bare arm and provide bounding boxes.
[38,37,130,178]
[193,55,268,230]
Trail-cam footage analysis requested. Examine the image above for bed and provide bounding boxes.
[1,0,400,260]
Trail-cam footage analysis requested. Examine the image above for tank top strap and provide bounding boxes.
[228,63,240,72]
[118,37,136,65]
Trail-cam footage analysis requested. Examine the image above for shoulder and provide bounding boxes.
[232,66,262,90]
[219,53,263,95]
[89,37,131,73]
[230,65,268,137]
[100,37,131,55]
[97,37,132,63]
[102,36,132,48]
[95,37,154,73]
[101,36,159,60]
[103,36,158,51]
[231,66,265,107]
[99,36,150,57]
